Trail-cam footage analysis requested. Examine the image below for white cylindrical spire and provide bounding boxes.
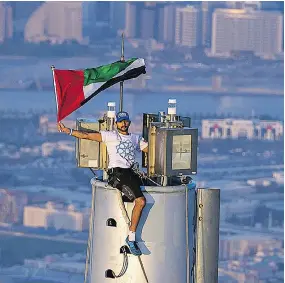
[167,98,177,115]
[89,180,196,283]
[107,102,116,118]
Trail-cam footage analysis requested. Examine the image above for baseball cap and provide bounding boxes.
[116,111,131,122]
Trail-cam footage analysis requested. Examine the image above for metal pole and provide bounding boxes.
[195,188,220,283]
[119,33,125,112]
[50,65,60,121]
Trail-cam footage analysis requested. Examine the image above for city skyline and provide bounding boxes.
[0,1,283,59]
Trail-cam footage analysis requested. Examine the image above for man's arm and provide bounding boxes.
[58,122,102,142]
[139,136,148,153]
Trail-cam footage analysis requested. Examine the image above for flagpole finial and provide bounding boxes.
[51,65,55,70]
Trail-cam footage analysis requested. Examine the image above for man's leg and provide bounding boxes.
[129,196,146,233]
[121,170,146,256]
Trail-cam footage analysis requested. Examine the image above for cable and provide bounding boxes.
[110,247,129,278]
[116,188,149,283]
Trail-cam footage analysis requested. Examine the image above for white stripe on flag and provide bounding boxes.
[83,82,105,99]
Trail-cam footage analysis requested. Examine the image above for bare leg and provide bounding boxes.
[129,196,146,232]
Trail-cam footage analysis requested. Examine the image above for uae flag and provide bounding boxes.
[52,58,146,121]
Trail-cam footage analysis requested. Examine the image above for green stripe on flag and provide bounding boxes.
[84,58,137,86]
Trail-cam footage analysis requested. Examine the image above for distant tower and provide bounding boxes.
[125,2,137,38]
[201,1,211,47]
[110,2,126,32]
[24,2,83,44]
[141,7,155,39]
[211,9,283,58]
[10,1,42,42]
[175,6,201,48]
[158,4,176,44]
[0,2,13,43]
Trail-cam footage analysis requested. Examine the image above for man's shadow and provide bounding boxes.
[135,187,155,255]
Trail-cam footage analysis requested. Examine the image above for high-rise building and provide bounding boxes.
[82,1,114,41]
[226,1,262,10]
[24,202,89,232]
[201,2,211,47]
[175,6,201,48]
[0,2,13,43]
[110,2,126,32]
[141,7,155,39]
[10,1,42,42]
[24,2,83,44]
[124,2,137,38]
[157,4,176,44]
[211,9,283,58]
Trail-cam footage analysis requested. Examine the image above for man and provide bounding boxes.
[58,111,148,256]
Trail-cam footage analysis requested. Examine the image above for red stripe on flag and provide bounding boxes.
[53,70,85,121]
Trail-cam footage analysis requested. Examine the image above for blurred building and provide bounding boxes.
[141,5,156,40]
[125,2,176,42]
[202,119,283,140]
[83,1,114,41]
[0,2,13,43]
[0,189,17,223]
[201,1,226,47]
[39,114,75,135]
[175,6,201,48]
[157,4,176,44]
[41,141,75,157]
[24,2,83,44]
[10,1,43,42]
[23,202,90,231]
[0,189,27,224]
[225,1,262,10]
[272,171,284,185]
[219,234,283,260]
[211,8,283,58]
[110,2,126,32]
[201,2,211,47]
[124,2,137,38]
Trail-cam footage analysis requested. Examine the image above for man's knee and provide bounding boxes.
[135,196,146,208]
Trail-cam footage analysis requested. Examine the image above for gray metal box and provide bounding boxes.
[155,127,198,176]
[76,118,106,168]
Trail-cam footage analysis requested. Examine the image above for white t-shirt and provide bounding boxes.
[100,130,148,169]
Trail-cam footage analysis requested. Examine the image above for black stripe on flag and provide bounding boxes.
[80,65,146,107]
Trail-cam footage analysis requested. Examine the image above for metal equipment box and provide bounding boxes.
[154,127,198,176]
[142,113,191,168]
[75,118,108,169]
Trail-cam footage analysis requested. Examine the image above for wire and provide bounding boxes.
[111,248,129,278]
[116,188,149,283]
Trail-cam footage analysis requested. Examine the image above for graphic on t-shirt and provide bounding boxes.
[116,139,136,165]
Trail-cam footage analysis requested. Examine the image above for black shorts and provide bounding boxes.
[107,167,144,201]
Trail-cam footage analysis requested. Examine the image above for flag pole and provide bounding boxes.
[119,33,124,112]
[51,65,59,122]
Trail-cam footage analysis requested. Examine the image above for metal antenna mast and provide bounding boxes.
[119,33,125,112]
